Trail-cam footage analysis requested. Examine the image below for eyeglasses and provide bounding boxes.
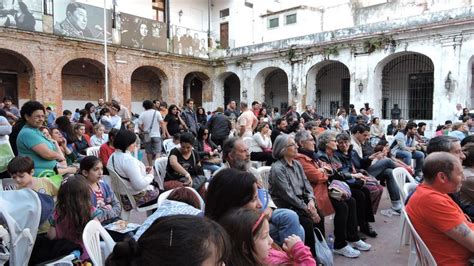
[286,143,297,148]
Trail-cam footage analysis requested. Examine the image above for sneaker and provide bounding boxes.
[390,207,401,216]
[334,245,361,258]
[350,240,372,251]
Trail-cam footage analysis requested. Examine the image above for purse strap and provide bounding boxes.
[111,154,130,181]
[148,111,156,132]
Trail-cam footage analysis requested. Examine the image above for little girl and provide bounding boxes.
[48,174,102,261]
[218,208,316,266]
[90,124,108,147]
[80,156,121,224]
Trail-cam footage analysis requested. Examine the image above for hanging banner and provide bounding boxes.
[120,13,167,51]
[171,25,208,58]
[0,0,43,32]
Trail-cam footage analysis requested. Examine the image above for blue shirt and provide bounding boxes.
[17,125,57,175]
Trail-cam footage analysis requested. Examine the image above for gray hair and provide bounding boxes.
[295,130,312,145]
[427,136,460,154]
[336,132,350,142]
[222,137,239,160]
[272,134,291,160]
[318,131,337,151]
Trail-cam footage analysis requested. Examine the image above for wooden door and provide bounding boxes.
[220,22,229,49]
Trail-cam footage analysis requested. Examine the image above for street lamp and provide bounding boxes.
[242,88,248,99]
[445,71,452,91]
[291,84,298,97]
[358,81,364,93]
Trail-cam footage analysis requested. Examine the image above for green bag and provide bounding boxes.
[0,139,14,173]
[37,169,63,188]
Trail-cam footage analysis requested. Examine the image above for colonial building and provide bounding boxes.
[0,0,473,131]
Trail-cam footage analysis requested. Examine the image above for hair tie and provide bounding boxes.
[169,227,174,247]
[252,212,266,233]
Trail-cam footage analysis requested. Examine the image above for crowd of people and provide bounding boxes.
[1,95,474,265]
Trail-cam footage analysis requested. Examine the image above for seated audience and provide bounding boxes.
[195,127,222,173]
[90,123,108,147]
[164,132,206,191]
[460,143,474,208]
[73,123,90,159]
[80,156,121,225]
[99,128,118,170]
[17,101,65,175]
[391,122,424,178]
[406,152,474,265]
[249,122,274,166]
[107,130,159,211]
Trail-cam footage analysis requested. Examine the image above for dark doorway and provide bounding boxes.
[409,73,433,120]
[0,73,18,105]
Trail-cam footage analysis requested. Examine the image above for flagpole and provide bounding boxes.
[103,0,109,102]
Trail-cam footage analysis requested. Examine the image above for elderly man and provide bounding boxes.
[406,152,474,265]
[216,137,305,247]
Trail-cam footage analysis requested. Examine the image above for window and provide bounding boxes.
[286,14,296,25]
[43,0,53,15]
[220,8,230,18]
[245,2,253,8]
[268,17,279,28]
[152,0,165,22]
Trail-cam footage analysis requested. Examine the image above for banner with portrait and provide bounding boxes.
[53,0,112,42]
[0,0,43,32]
[171,25,208,58]
[120,13,166,52]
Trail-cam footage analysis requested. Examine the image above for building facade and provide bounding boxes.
[0,0,473,130]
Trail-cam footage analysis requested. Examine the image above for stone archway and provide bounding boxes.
[254,67,289,113]
[0,49,35,108]
[131,66,167,114]
[183,72,210,108]
[61,58,107,112]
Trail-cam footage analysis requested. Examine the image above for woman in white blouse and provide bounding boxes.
[107,130,159,211]
[249,122,274,165]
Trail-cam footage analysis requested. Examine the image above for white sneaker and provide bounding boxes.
[350,240,371,251]
[334,245,361,258]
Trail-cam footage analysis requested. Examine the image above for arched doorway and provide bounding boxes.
[380,53,434,120]
[131,66,166,114]
[183,72,209,108]
[222,72,240,106]
[308,61,350,117]
[0,49,35,108]
[61,59,106,112]
[254,67,289,113]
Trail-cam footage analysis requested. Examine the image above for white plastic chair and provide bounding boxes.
[256,166,271,190]
[404,211,437,266]
[86,146,100,157]
[0,178,16,191]
[82,220,116,266]
[154,157,168,190]
[107,166,159,220]
[393,167,418,198]
[162,138,176,155]
[157,187,205,211]
[43,254,76,266]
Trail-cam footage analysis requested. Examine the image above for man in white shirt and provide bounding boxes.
[139,100,165,165]
[454,103,463,121]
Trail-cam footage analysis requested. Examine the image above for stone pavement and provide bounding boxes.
[129,188,410,265]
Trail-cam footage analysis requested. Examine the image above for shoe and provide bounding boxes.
[350,240,372,251]
[390,207,401,216]
[360,223,378,238]
[358,233,367,241]
[334,245,361,258]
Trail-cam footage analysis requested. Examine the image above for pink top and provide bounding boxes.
[203,141,212,153]
[265,242,316,266]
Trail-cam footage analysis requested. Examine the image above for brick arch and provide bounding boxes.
[0,48,37,105]
[130,65,169,114]
[183,71,211,107]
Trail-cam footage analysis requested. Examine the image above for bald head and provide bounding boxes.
[422,152,459,184]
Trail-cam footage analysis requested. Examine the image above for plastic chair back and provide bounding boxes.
[393,167,416,201]
[86,146,100,157]
[257,166,271,190]
[157,187,205,211]
[404,212,437,266]
[82,220,116,266]
[154,157,168,190]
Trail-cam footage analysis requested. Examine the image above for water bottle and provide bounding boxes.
[327,233,335,251]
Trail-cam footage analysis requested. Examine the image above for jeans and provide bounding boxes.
[368,158,400,201]
[202,163,221,173]
[269,208,305,246]
[395,150,424,175]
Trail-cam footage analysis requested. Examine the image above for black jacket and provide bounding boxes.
[206,113,231,140]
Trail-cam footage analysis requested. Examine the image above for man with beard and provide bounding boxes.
[215,137,305,246]
[271,118,288,143]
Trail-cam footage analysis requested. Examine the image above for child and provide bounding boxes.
[218,208,316,266]
[90,123,108,147]
[48,174,102,261]
[8,156,58,234]
[8,156,58,196]
[80,156,121,224]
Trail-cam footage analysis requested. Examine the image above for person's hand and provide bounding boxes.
[57,153,66,162]
[146,166,153,174]
[283,234,302,252]
[353,173,364,179]
[183,173,192,187]
[264,207,273,219]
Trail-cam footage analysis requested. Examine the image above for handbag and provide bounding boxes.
[328,180,351,201]
[0,139,14,173]
[142,111,157,143]
[313,228,334,266]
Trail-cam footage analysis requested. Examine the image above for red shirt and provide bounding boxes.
[406,184,474,265]
[99,143,115,167]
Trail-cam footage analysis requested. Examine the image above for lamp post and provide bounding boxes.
[103,0,109,101]
[445,71,452,91]
[242,89,247,99]
[358,81,364,93]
